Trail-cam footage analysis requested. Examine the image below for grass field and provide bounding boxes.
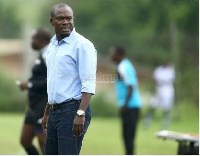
[0,103,198,155]
[84,103,199,155]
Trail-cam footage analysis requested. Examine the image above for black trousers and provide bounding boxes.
[120,108,140,155]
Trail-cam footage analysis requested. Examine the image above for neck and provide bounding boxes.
[56,34,63,42]
[56,33,71,42]
[118,57,124,64]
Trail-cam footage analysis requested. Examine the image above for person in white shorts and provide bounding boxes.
[144,62,175,129]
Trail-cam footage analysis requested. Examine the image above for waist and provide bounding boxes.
[49,99,81,110]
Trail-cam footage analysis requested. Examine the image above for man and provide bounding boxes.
[144,62,175,129]
[42,3,97,155]
[110,46,142,155]
[18,28,51,154]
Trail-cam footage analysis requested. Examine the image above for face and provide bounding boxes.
[31,32,42,50]
[50,6,74,40]
[109,48,119,64]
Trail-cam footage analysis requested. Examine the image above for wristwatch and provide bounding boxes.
[77,110,85,117]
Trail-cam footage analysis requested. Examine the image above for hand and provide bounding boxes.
[120,105,127,113]
[42,114,49,134]
[73,116,85,136]
[19,82,28,90]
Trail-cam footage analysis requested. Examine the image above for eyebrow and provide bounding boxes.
[55,14,73,18]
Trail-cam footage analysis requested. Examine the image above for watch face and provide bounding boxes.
[77,110,85,116]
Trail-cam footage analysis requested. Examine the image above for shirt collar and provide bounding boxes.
[51,28,76,45]
[119,58,126,66]
[63,28,76,44]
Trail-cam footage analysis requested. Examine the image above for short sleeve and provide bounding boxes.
[118,61,137,87]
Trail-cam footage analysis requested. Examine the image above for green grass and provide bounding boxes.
[0,103,198,155]
[0,113,25,154]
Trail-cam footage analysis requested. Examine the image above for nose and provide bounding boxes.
[62,19,69,25]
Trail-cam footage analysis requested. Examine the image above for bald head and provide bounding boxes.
[51,3,73,18]
[110,46,126,64]
[36,28,51,42]
[50,3,74,41]
[31,28,51,50]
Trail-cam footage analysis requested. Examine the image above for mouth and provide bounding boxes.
[60,26,72,33]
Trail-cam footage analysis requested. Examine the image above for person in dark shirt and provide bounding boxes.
[18,28,51,155]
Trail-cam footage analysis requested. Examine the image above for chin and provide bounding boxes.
[31,45,40,50]
[61,33,70,38]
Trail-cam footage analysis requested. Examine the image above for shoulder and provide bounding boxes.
[118,59,129,74]
[118,62,124,72]
[168,66,175,75]
[126,59,135,67]
[75,32,96,50]
[118,59,126,69]
[124,59,135,71]
[154,66,162,72]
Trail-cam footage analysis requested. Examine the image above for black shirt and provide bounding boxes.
[28,51,47,113]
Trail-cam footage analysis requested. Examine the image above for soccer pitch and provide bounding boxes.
[0,108,198,155]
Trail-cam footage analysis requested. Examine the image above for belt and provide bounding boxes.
[49,100,81,110]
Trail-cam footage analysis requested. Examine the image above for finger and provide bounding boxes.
[43,128,46,134]
[72,124,75,136]
[78,124,83,136]
[43,127,47,134]
[42,125,45,133]
[42,121,46,127]
[78,125,81,136]
[42,126,46,134]
[42,122,46,131]
[80,123,84,135]
[73,124,79,136]
[74,129,79,136]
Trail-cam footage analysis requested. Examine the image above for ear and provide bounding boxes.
[50,17,54,26]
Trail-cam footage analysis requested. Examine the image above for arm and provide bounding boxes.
[19,79,47,91]
[123,86,133,108]
[79,92,92,111]
[18,82,28,91]
[118,62,136,112]
[73,42,97,136]
[42,103,50,134]
[73,93,93,136]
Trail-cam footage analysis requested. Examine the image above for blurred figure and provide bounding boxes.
[17,28,51,154]
[144,62,175,129]
[110,46,142,155]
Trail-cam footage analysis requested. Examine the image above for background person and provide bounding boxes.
[110,46,142,155]
[17,28,51,155]
[144,61,175,129]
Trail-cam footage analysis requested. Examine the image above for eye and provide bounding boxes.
[56,17,63,21]
[67,17,73,21]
